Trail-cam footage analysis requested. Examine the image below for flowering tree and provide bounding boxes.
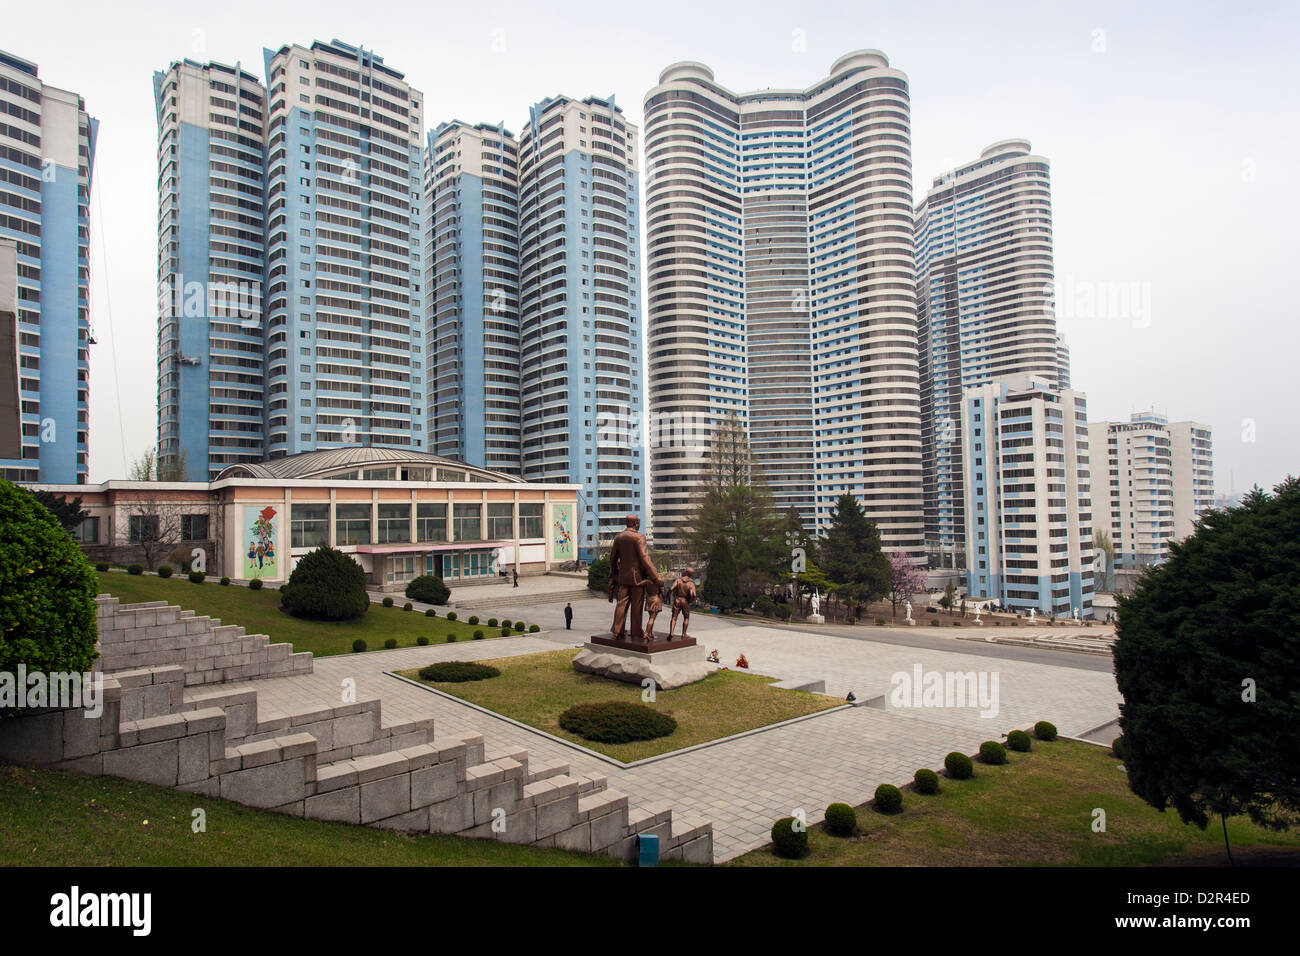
[887,550,928,619]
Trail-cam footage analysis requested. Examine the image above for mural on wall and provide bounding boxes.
[244,505,277,578]
[552,503,575,562]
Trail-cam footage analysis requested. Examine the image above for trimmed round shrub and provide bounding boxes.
[1034,720,1058,741]
[127,563,144,575]
[1112,735,1128,760]
[382,596,394,608]
[418,661,499,683]
[280,546,368,620]
[425,608,437,618]
[487,618,498,627]
[952,619,961,626]
[914,768,941,794]
[405,574,450,605]
[824,802,857,836]
[945,751,974,779]
[873,784,903,814]
[558,701,677,744]
[770,817,808,859]
[352,639,367,653]
[775,604,791,621]
[416,636,429,646]
[447,612,458,622]
[402,602,413,612]
[979,741,1008,765]
[220,576,231,586]
[875,617,886,626]
[514,621,526,632]
[0,479,99,674]
[95,561,110,572]
[529,624,540,633]
[248,577,264,590]
[501,627,511,637]
[473,629,484,640]
[1007,730,1032,752]
[188,570,205,584]
[383,638,397,649]
[468,615,479,625]
[501,619,512,628]
[446,633,457,642]
[157,564,173,578]
[929,618,940,626]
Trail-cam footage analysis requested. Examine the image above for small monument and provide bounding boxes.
[973,602,983,625]
[1072,606,1081,623]
[808,589,824,625]
[571,515,716,689]
[1028,606,1036,623]
[904,600,915,626]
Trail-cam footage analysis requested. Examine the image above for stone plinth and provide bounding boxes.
[573,635,716,690]
[806,614,825,625]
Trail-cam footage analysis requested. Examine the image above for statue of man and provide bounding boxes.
[608,514,661,641]
[668,568,697,640]
[810,589,820,616]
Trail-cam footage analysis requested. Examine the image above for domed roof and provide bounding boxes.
[215,447,523,483]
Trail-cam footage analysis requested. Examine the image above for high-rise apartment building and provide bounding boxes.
[962,374,1093,617]
[0,50,96,484]
[154,59,267,479]
[1090,412,1213,567]
[916,139,1061,570]
[261,40,425,457]
[423,120,521,474]
[517,94,644,556]
[643,52,924,555]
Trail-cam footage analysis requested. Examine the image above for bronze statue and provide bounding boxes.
[642,582,664,642]
[668,568,697,640]
[608,514,661,641]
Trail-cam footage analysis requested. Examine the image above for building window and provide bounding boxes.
[181,514,209,541]
[72,515,100,544]
[290,503,329,548]
[377,503,411,543]
[128,514,160,543]
[453,503,481,542]
[416,503,447,542]
[335,503,371,546]
[519,503,543,539]
[487,503,513,540]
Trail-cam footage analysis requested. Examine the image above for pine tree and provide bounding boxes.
[818,494,890,621]
[699,536,741,611]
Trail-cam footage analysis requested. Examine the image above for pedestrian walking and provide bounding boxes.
[564,602,573,630]
[513,568,519,588]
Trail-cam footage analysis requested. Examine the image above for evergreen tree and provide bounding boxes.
[818,494,889,620]
[1114,478,1300,859]
[31,490,88,532]
[699,536,741,611]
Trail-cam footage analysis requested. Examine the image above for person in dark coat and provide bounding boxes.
[564,603,573,630]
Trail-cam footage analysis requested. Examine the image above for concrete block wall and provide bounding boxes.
[94,596,312,686]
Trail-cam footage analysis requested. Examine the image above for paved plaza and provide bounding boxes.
[216,586,1122,862]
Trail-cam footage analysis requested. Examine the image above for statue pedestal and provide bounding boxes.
[807,614,825,625]
[573,633,716,690]
[905,618,915,626]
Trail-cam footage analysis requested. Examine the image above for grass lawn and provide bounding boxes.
[94,571,528,658]
[730,738,1300,866]
[0,762,619,866]
[398,648,842,762]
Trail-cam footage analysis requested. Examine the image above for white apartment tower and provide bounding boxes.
[643,51,924,556]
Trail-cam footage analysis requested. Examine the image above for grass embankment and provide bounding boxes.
[399,648,841,762]
[731,738,1300,866]
[95,571,524,658]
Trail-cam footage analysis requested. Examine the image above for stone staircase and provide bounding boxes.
[451,588,593,611]
[0,597,712,863]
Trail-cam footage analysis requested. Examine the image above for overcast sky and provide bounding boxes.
[9,0,1299,492]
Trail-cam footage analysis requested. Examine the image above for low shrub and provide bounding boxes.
[248,577,264,590]
[945,752,974,779]
[1034,720,1058,741]
[558,701,677,744]
[382,638,396,649]
[468,616,480,625]
[447,612,458,621]
[952,619,961,626]
[487,618,499,627]
[929,618,940,626]
[127,564,144,575]
[418,661,500,683]
[220,576,230,586]
[352,639,367,653]
[873,784,903,814]
[771,817,808,859]
[157,565,173,578]
[417,636,429,646]
[514,621,525,632]
[775,605,791,620]
[529,624,540,633]
[914,768,940,794]
[501,627,511,636]
[95,562,110,572]
[425,608,437,618]
[446,633,458,642]
[402,602,413,612]
[875,617,886,626]
[405,574,450,605]
[473,630,484,640]
[824,802,857,836]
[186,570,204,584]
[501,619,512,628]
[1007,730,1032,752]
[382,596,394,608]
[979,741,1008,765]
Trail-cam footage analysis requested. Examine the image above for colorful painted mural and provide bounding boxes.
[243,505,277,578]
[552,503,575,562]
